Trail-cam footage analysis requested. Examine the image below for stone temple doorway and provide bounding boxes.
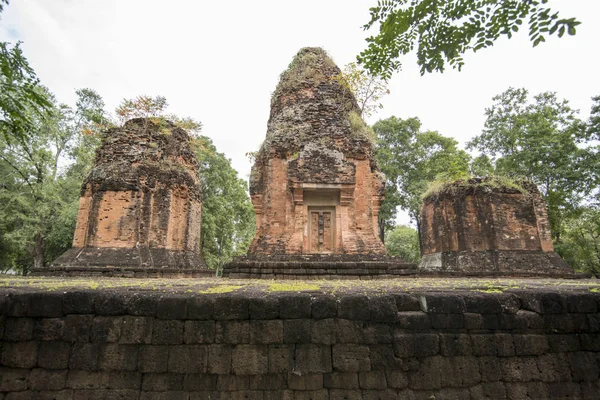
[308,207,335,253]
[304,190,340,254]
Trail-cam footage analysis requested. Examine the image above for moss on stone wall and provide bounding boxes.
[0,283,598,398]
[270,47,339,105]
[422,175,534,201]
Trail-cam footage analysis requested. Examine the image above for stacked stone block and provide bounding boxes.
[223,254,417,279]
[1,289,600,398]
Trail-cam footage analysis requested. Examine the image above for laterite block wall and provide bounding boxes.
[1,290,600,399]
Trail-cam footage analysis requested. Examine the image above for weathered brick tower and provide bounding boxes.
[224,47,416,278]
[249,47,386,256]
[35,118,210,277]
[419,178,573,276]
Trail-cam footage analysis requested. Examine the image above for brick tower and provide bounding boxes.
[224,48,416,278]
[35,118,210,277]
[419,178,573,276]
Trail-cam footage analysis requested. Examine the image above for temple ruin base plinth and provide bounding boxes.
[419,250,587,278]
[32,247,214,278]
[223,254,418,279]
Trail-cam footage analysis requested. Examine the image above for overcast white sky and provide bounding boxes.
[2,0,599,224]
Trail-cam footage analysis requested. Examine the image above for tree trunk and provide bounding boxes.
[378,217,385,244]
[416,218,423,256]
[32,233,45,272]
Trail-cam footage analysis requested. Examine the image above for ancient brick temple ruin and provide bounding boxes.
[224,47,416,278]
[33,118,210,277]
[419,178,574,276]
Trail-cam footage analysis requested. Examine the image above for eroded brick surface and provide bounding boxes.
[247,48,385,257]
[34,118,208,276]
[419,178,573,275]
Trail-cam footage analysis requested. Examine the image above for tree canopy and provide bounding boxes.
[115,95,202,134]
[558,206,600,275]
[0,88,105,272]
[194,136,255,271]
[468,87,600,241]
[1,1,53,142]
[385,225,421,263]
[374,116,470,245]
[359,0,580,78]
[0,42,53,142]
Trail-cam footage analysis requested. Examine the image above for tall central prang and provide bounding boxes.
[225,48,416,278]
[250,47,386,255]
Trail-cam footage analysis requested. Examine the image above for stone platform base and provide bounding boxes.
[419,250,583,278]
[32,247,213,278]
[223,254,418,279]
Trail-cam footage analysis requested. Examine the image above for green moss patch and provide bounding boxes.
[266,282,322,292]
[1,275,598,295]
[422,175,533,200]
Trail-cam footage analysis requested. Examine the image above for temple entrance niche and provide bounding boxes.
[304,190,339,254]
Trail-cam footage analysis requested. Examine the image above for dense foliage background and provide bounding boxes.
[1,0,598,275]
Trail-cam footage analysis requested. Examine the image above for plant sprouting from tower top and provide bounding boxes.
[115,95,202,135]
[331,62,390,119]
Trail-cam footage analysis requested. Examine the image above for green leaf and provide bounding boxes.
[558,25,565,37]
[358,0,580,76]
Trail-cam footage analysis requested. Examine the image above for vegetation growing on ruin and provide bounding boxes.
[1,275,599,295]
[271,47,339,105]
[267,282,321,292]
[421,175,531,200]
[198,285,243,294]
[261,49,383,158]
[115,95,202,136]
[331,62,390,118]
[348,110,375,143]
